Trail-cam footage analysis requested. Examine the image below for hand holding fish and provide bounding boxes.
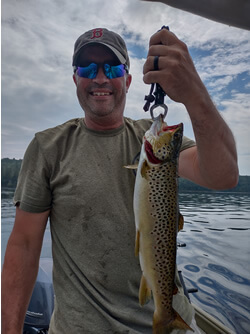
[143,28,206,108]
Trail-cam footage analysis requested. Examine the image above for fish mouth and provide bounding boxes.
[145,140,162,164]
[162,123,183,133]
[151,116,182,136]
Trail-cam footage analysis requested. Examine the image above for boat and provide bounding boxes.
[194,304,235,334]
[23,258,235,334]
[142,0,250,30]
[178,270,235,334]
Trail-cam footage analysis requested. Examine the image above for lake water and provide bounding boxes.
[1,189,250,334]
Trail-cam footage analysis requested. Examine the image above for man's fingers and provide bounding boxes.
[143,48,180,75]
[147,44,169,57]
[143,70,160,85]
[143,44,170,75]
[143,55,168,75]
[143,58,177,86]
[143,55,159,75]
[149,28,179,47]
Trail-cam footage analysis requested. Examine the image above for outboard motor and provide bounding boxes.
[23,258,54,334]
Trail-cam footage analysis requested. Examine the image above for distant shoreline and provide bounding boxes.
[1,158,250,193]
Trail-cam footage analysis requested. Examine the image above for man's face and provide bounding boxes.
[73,44,132,123]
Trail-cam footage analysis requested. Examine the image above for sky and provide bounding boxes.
[2,0,250,175]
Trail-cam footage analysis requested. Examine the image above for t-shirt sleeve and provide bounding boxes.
[13,137,52,213]
[180,135,196,152]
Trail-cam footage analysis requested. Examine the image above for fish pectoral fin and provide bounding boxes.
[173,283,178,295]
[140,160,149,179]
[153,308,194,334]
[123,164,138,169]
[178,213,184,232]
[139,274,152,306]
[135,230,140,257]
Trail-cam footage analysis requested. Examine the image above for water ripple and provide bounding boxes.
[228,227,250,230]
[208,264,250,286]
[184,264,200,273]
[177,192,250,334]
[184,275,250,334]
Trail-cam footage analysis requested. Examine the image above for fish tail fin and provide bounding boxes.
[153,309,194,334]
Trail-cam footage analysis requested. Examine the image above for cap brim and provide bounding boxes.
[73,41,127,66]
[99,42,127,64]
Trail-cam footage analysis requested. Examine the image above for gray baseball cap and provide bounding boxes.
[72,28,130,69]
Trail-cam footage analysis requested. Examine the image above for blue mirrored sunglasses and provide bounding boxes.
[74,63,128,79]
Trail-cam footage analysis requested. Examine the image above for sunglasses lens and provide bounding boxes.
[104,64,126,79]
[76,63,97,79]
[76,63,127,79]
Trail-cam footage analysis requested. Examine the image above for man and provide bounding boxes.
[2,27,238,333]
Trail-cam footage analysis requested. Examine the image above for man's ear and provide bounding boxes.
[126,74,132,93]
[73,73,77,86]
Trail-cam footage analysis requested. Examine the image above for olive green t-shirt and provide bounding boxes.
[14,117,196,334]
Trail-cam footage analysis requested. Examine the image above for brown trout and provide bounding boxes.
[133,116,193,334]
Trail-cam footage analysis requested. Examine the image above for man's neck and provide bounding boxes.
[84,115,124,131]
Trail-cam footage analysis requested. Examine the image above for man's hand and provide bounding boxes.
[143,28,206,108]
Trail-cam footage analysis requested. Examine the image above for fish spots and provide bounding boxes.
[145,162,179,306]
[155,144,171,161]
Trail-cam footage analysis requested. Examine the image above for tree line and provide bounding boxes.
[2,158,23,188]
[1,158,250,192]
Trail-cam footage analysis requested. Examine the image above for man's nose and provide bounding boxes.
[93,66,109,84]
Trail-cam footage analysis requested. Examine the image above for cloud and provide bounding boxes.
[2,0,250,175]
[219,92,250,176]
[220,93,250,149]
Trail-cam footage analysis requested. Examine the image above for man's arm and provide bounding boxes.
[143,28,239,190]
[1,207,50,334]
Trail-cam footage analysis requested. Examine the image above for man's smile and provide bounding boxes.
[90,91,113,97]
